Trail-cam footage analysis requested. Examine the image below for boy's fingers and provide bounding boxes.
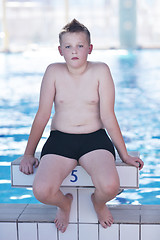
[139,161,144,170]
[24,166,30,175]
[136,159,144,170]
[34,158,39,168]
[134,161,140,168]
[28,164,33,174]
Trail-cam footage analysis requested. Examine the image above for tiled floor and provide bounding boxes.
[0,204,160,240]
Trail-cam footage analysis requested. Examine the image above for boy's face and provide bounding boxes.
[58,32,93,69]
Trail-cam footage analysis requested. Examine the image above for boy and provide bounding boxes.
[20,19,144,233]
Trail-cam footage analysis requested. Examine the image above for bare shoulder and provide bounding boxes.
[89,61,110,74]
[42,63,66,84]
[89,62,112,83]
[46,62,66,72]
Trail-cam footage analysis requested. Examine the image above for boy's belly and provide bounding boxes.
[50,111,103,134]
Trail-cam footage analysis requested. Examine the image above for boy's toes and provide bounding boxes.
[105,218,113,227]
[100,221,108,229]
[100,217,114,228]
[58,223,66,233]
[55,221,61,230]
[55,221,67,233]
[58,223,63,231]
[61,225,67,233]
[109,217,114,225]
[54,218,58,224]
[106,220,112,227]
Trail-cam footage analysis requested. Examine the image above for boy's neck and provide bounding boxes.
[66,62,89,76]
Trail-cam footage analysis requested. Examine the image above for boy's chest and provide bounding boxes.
[55,76,99,105]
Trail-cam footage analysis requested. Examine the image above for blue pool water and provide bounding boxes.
[0,49,160,204]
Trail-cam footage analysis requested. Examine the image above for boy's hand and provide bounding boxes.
[19,155,39,175]
[123,155,144,170]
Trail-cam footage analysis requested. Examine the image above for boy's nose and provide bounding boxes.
[72,47,77,54]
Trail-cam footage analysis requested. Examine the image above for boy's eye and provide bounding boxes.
[65,46,70,49]
[79,45,83,48]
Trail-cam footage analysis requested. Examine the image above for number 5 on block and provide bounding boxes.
[70,170,78,182]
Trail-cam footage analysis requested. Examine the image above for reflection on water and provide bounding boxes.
[0,49,160,204]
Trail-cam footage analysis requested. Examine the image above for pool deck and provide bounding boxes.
[0,204,160,240]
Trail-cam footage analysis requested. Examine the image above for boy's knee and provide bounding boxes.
[33,182,56,203]
[33,182,45,202]
[99,181,120,197]
[108,181,120,196]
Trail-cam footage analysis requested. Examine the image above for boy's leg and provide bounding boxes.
[33,154,77,233]
[79,149,120,228]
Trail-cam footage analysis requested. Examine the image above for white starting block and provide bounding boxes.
[11,151,139,189]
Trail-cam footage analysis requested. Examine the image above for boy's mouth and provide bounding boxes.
[71,57,79,60]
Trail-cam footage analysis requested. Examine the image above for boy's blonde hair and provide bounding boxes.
[59,19,91,45]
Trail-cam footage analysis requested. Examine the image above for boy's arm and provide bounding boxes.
[19,64,56,174]
[98,63,144,170]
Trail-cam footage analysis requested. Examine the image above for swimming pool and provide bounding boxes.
[0,49,160,204]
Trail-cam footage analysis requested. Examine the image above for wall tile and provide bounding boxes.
[78,188,98,223]
[99,224,119,240]
[59,224,78,240]
[0,222,17,240]
[79,224,98,240]
[38,223,57,240]
[141,225,160,240]
[18,223,37,240]
[120,224,139,240]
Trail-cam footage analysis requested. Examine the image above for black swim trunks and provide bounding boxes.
[41,129,115,161]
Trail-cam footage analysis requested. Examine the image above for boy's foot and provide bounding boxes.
[54,193,73,233]
[91,193,114,228]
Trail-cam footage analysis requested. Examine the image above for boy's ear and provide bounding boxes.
[88,44,93,54]
[58,46,63,56]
